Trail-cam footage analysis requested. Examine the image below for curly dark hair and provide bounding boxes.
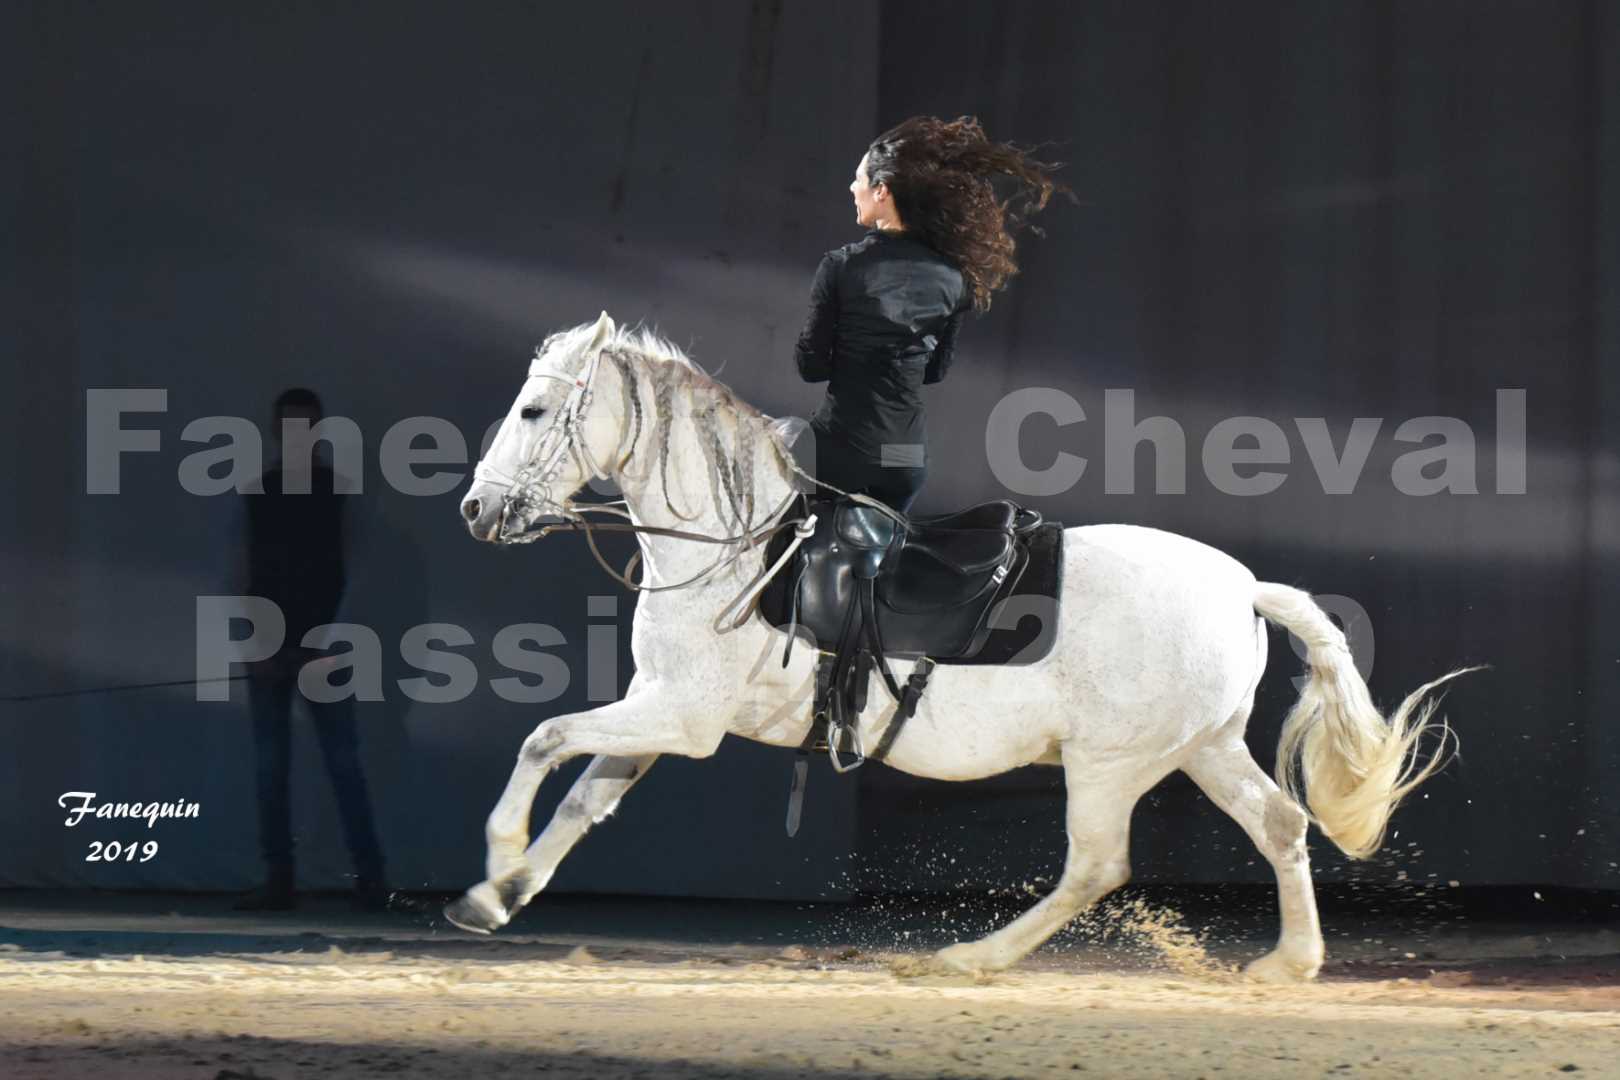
[863,115,1077,314]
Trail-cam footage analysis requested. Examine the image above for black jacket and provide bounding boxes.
[794,228,968,466]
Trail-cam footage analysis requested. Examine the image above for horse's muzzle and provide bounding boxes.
[461,487,504,542]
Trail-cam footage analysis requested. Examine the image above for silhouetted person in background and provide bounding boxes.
[232,387,389,911]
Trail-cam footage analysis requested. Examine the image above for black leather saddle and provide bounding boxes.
[757,493,1065,785]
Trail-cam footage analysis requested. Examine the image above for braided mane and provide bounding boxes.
[547,319,801,533]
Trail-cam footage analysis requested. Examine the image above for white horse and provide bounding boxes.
[448,311,1477,981]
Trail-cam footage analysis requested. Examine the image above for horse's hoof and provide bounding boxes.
[934,942,992,975]
[443,881,507,935]
[1243,950,1320,983]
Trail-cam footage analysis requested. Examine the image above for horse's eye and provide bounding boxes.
[520,405,546,421]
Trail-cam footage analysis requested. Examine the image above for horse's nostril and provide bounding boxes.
[462,498,482,523]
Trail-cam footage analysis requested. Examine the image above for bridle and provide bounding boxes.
[472,342,629,545]
[470,341,909,633]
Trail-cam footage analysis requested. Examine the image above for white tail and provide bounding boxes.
[1252,581,1484,860]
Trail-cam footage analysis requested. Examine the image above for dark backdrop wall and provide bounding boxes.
[3,0,1616,898]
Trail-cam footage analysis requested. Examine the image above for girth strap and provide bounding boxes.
[859,577,904,704]
[871,655,934,762]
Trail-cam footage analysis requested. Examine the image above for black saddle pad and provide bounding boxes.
[952,518,1064,665]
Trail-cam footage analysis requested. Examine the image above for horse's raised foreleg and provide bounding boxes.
[446,692,721,934]
[1183,725,1324,981]
[520,752,657,892]
[934,751,1138,974]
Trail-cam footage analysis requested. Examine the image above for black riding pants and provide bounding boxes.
[812,430,926,514]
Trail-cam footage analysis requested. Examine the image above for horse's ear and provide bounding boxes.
[587,310,615,353]
[766,414,809,448]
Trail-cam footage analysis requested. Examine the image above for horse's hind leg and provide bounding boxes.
[1183,710,1324,982]
[934,751,1138,974]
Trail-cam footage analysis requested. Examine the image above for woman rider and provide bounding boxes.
[793,114,1074,514]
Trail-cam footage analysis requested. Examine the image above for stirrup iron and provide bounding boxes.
[825,716,864,773]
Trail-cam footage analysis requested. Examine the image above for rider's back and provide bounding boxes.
[794,228,969,467]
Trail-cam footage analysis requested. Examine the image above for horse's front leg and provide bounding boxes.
[445,691,722,934]
[512,751,658,905]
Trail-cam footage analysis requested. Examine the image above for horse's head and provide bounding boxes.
[462,311,627,542]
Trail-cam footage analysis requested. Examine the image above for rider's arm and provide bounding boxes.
[794,253,839,383]
[923,306,966,385]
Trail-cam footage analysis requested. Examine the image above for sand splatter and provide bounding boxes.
[1072,896,1239,980]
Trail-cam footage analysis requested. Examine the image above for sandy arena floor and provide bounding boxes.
[2,890,1618,1078]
